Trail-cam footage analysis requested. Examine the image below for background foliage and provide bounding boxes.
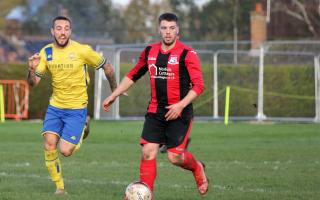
[1,63,314,119]
[1,0,319,43]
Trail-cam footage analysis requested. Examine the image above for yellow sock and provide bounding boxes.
[44,149,64,190]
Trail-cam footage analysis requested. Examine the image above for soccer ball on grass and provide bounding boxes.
[124,181,153,200]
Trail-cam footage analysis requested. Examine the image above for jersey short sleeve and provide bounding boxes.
[81,45,106,69]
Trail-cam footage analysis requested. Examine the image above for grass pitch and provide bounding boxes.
[0,120,319,200]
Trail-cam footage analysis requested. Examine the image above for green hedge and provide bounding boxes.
[216,64,315,117]
[118,63,315,117]
[0,62,316,119]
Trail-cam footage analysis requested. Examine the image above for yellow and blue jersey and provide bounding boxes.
[35,40,106,109]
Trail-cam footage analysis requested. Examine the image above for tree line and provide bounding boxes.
[2,0,319,43]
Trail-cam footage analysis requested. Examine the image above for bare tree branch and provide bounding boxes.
[292,0,317,37]
[318,0,320,16]
[273,0,319,37]
[272,2,303,21]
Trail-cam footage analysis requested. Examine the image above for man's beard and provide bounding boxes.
[54,36,69,48]
[162,39,175,46]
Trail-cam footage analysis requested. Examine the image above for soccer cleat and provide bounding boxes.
[83,115,90,140]
[55,188,68,195]
[193,161,209,196]
[159,144,167,153]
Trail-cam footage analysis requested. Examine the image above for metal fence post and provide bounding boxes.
[94,57,103,120]
[114,49,121,119]
[213,52,219,119]
[257,46,266,121]
[94,46,119,120]
[315,55,320,122]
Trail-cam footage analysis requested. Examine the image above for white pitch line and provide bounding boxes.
[3,160,318,170]
[0,162,31,167]
[0,171,278,194]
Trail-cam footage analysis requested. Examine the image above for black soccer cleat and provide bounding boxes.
[83,115,90,140]
[159,144,167,153]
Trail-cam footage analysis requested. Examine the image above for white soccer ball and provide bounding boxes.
[124,181,153,200]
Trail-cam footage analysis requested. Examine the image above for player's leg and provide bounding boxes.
[140,142,160,191]
[43,133,66,194]
[139,113,165,191]
[168,150,209,196]
[59,140,76,157]
[75,115,90,151]
[42,105,65,194]
[60,107,87,156]
[166,119,209,196]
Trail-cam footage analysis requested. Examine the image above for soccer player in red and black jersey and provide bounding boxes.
[103,13,208,196]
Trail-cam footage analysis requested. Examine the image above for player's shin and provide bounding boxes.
[44,149,64,190]
[140,159,157,191]
[181,151,198,171]
[181,151,209,195]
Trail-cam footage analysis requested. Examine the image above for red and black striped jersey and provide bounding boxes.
[126,40,204,118]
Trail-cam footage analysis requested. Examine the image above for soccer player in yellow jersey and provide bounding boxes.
[27,16,118,194]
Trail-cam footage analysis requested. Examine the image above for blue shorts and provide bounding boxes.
[42,105,87,145]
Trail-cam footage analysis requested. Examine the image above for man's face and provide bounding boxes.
[159,20,179,46]
[51,19,71,48]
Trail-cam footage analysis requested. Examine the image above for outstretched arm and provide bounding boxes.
[27,53,41,87]
[102,76,134,112]
[102,62,118,92]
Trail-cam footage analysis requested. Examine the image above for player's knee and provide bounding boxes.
[141,149,158,160]
[141,153,156,160]
[141,145,159,160]
[43,133,59,150]
[44,139,57,151]
[60,148,73,157]
[44,141,57,151]
[167,153,183,166]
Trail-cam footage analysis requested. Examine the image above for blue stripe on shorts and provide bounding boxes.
[43,105,87,145]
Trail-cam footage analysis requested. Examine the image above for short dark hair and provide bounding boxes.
[158,13,178,24]
[52,16,72,28]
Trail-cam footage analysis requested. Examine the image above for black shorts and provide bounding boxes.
[141,112,192,149]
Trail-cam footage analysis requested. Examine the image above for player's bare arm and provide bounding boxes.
[165,90,198,121]
[103,62,118,92]
[27,53,41,87]
[103,76,134,112]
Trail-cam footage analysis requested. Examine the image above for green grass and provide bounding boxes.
[0,121,320,200]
